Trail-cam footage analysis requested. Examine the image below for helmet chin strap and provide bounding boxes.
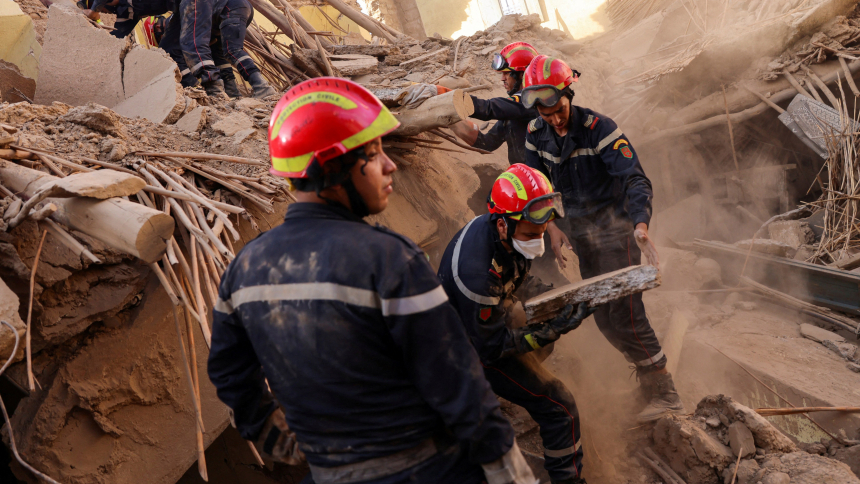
[343,178,370,218]
[501,217,518,244]
[508,72,523,96]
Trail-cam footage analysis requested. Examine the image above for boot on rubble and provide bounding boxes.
[637,371,685,422]
[249,72,278,99]
[203,79,227,99]
[223,77,242,99]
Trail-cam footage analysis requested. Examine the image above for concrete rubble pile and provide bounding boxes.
[644,395,860,484]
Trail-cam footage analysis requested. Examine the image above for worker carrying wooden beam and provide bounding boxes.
[438,163,594,484]
[207,79,537,484]
[521,55,685,423]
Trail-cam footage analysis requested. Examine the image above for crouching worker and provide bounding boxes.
[438,164,594,484]
[207,78,537,484]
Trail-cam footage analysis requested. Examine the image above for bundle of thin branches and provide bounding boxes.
[805,83,860,265]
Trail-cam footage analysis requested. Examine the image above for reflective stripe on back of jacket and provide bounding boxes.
[208,203,514,470]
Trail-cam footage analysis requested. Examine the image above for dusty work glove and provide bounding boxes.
[254,408,305,465]
[482,441,539,484]
[549,302,597,335]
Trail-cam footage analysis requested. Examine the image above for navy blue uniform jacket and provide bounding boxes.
[470,93,538,165]
[208,203,514,468]
[524,106,653,239]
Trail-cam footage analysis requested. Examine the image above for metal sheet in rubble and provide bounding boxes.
[778,94,858,159]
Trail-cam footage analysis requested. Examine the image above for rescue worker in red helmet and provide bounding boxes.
[438,164,595,484]
[521,55,685,422]
[449,42,541,165]
[207,78,536,484]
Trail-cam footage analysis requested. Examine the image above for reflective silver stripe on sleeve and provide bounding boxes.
[214,298,233,314]
[525,140,538,151]
[381,285,448,316]
[217,64,232,69]
[180,68,191,76]
[235,55,252,64]
[544,441,582,458]
[569,148,597,159]
[212,282,448,317]
[452,217,500,306]
[635,350,665,367]
[596,127,623,152]
[191,60,215,72]
[526,139,563,163]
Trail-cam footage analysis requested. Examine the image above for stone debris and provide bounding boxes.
[800,323,846,344]
[734,238,796,258]
[174,106,208,133]
[212,111,254,137]
[648,395,858,484]
[34,4,126,108]
[767,220,815,249]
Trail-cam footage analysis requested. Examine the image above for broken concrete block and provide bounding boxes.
[762,472,790,484]
[848,362,860,373]
[525,265,661,323]
[821,339,858,360]
[692,428,734,469]
[235,98,264,110]
[61,103,126,137]
[728,422,756,458]
[212,111,253,136]
[112,47,184,124]
[114,79,185,125]
[0,276,25,364]
[120,46,178,99]
[405,72,426,83]
[768,220,815,249]
[0,60,36,104]
[42,170,145,199]
[697,395,797,454]
[734,238,795,258]
[800,323,845,344]
[174,106,207,133]
[0,0,42,80]
[35,4,126,108]
[330,54,378,77]
[99,137,128,162]
[722,459,759,484]
[231,128,256,145]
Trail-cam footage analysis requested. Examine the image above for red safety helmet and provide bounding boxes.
[268,78,400,178]
[492,42,539,72]
[521,55,581,109]
[488,164,564,224]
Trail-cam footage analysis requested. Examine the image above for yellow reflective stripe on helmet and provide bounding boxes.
[525,334,541,350]
[505,45,533,58]
[542,57,554,80]
[498,172,528,200]
[270,92,359,141]
[556,81,567,89]
[341,107,399,150]
[271,152,313,175]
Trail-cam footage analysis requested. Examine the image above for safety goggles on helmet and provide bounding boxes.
[492,53,511,71]
[510,193,565,224]
[521,85,564,109]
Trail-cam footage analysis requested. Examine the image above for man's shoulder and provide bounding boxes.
[575,107,619,135]
[527,117,545,134]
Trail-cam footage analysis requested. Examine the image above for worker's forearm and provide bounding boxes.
[449,120,478,145]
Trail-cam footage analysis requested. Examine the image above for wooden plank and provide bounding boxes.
[399,47,450,67]
[692,239,860,316]
[524,265,661,323]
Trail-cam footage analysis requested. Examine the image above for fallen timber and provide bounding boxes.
[692,239,860,319]
[524,265,661,323]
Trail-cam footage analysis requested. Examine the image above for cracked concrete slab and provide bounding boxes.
[34,3,126,108]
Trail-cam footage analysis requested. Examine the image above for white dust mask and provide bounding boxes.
[512,237,545,259]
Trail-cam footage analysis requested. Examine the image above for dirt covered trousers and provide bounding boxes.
[573,231,666,370]
[483,352,583,481]
[178,0,258,82]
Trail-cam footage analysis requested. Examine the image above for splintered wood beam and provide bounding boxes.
[524,265,661,323]
[390,89,474,136]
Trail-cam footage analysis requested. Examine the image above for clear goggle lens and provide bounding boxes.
[521,86,562,109]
